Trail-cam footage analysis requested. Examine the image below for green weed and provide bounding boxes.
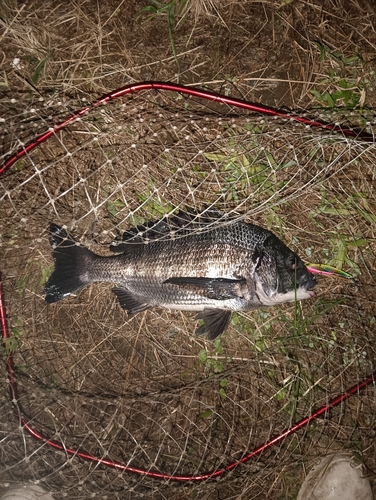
[311,43,365,108]
[219,378,228,399]
[198,338,225,374]
[16,261,54,297]
[107,197,126,217]
[310,187,373,275]
[103,185,126,218]
[277,298,342,345]
[38,263,54,287]
[326,235,369,275]
[16,275,29,297]
[31,51,53,86]
[1,317,24,357]
[314,42,361,66]
[198,408,213,419]
[249,296,342,420]
[204,145,292,202]
[0,70,9,88]
[197,338,231,400]
[136,182,174,218]
[14,159,25,171]
[243,122,265,134]
[138,0,189,72]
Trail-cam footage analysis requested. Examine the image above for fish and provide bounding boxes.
[44,210,316,340]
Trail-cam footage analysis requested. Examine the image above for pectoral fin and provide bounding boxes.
[164,277,246,301]
[112,287,151,315]
[195,309,232,341]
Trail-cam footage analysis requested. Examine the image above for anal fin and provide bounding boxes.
[112,287,151,315]
[195,309,232,341]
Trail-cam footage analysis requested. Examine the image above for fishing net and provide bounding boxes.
[0,84,375,499]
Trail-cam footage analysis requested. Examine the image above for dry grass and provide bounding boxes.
[0,1,376,499]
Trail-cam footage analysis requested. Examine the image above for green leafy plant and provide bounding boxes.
[197,338,232,404]
[313,187,376,224]
[198,408,213,419]
[310,80,363,109]
[136,180,174,218]
[198,338,225,374]
[39,264,54,287]
[327,235,369,276]
[204,145,293,202]
[310,43,365,108]
[314,42,361,66]
[310,186,372,275]
[218,378,228,399]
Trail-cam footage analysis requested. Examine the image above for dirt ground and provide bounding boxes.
[0,1,376,499]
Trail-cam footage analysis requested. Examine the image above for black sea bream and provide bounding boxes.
[44,211,316,340]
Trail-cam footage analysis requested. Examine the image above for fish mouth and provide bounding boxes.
[300,274,317,292]
[291,273,317,301]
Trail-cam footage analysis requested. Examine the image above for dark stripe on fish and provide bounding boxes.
[164,277,247,300]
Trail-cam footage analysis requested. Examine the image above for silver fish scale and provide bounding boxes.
[45,219,316,338]
[86,222,270,311]
[94,222,269,283]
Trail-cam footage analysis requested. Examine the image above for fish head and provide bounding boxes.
[253,235,316,306]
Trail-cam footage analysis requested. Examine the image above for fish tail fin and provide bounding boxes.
[44,224,96,303]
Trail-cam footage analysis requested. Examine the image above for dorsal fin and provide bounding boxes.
[110,207,235,252]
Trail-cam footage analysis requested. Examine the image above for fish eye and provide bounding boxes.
[285,255,296,270]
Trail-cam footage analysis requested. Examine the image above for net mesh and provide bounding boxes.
[0,88,375,499]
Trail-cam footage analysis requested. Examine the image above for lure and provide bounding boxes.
[306,263,353,279]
